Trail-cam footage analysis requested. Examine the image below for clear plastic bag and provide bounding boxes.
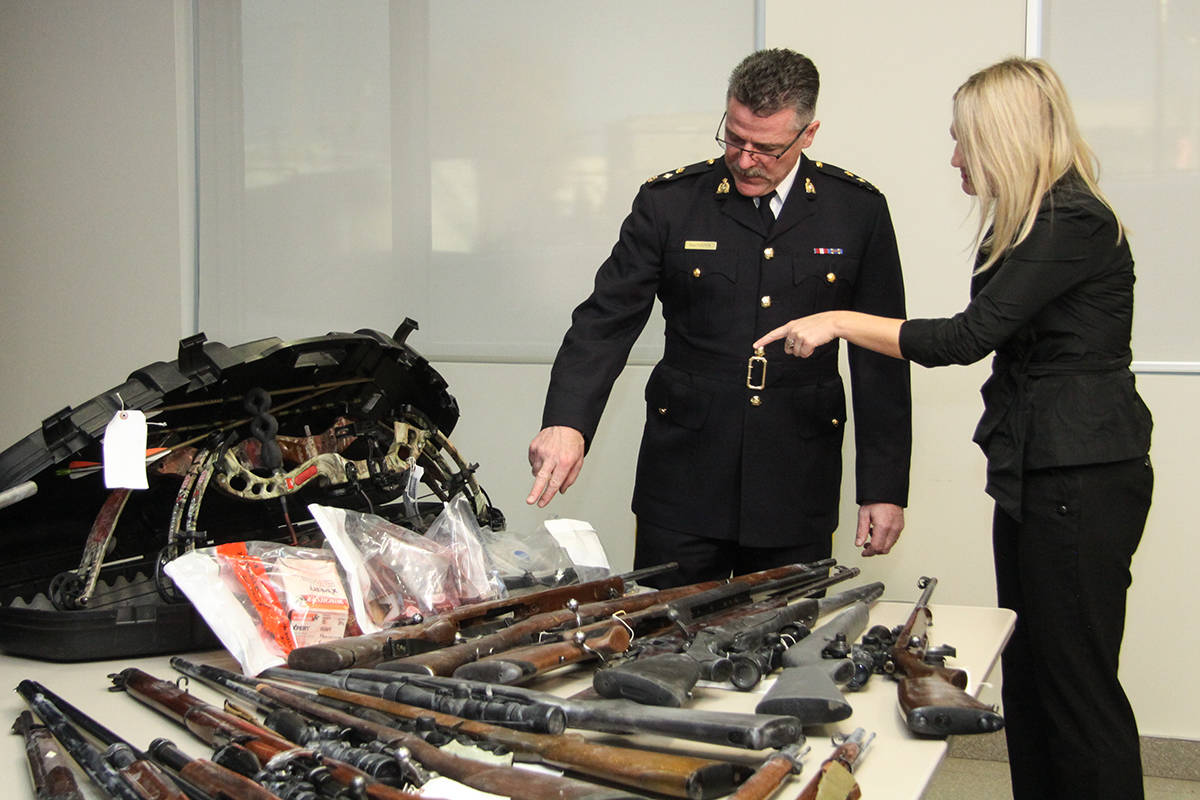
[480,521,580,589]
[424,494,508,604]
[310,504,459,633]
[164,541,351,675]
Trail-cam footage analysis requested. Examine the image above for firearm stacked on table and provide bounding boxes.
[10,562,907,800]
[289,560,834,674]
[850,576,1006,736]
[172,656,759,800]
[12,709,85,800]
[755,598,880,725]
[587,579,884,708]
[14,679,282,800]
[115,664,646,800]
[445,565,867,692]
[287,561,686,671]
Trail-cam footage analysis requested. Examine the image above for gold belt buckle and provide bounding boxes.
[747,348,767,390]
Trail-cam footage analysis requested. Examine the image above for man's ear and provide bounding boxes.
[800,119,820,149]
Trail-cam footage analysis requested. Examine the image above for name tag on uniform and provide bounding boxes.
[684,240,717,250]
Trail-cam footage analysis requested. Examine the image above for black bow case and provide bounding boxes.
[0,320,501,661]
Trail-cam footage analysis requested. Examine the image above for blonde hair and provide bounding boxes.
[952,58,1122,273]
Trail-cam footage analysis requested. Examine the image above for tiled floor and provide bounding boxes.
[922,758,1200,799]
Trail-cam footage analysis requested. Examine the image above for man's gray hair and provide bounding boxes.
[727,48,819,125]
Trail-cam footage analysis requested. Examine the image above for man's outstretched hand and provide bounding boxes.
[527,425,586,508]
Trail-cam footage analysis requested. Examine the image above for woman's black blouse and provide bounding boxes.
[899,180,1153,520]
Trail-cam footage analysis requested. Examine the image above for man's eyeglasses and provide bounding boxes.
[714,111,808,160]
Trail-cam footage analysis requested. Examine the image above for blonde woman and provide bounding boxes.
[755,58,1152,799]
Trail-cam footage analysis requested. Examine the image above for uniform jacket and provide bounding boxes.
[543,154,912,546]
[900,177,1153,520]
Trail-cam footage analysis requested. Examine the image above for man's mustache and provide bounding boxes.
[729,163,767,179]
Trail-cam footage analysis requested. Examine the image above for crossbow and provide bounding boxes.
[48,393,501,612]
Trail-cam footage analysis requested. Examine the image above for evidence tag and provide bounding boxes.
[103,409,149,489]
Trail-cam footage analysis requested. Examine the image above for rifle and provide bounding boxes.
[793,728,874,800]
[452,566,856,688]
[726,743,809,800]
[172,655,742,799]
[889,576,1005,736]
[255,683,657,800]
[110,667,428,800]
[216,669,756,800]
[11,710,84,800]
[15,681,222,800]
[116,666,642,800]
[287,561,681,670]
[593,580,882,706]
[260,666,803,751]
[755,600,877,724]
[15,680,161,800]
[383,560,834,680]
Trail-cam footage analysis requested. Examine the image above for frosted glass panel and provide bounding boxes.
[1042,0,1200,363]
[197,1,755,362]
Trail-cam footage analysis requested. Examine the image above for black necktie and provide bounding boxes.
[758,190,777,231]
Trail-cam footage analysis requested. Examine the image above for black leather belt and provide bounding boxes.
[663,339,838,389]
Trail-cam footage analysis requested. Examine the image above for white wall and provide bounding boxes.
[1,0,1196,741]
[0,0,188,446]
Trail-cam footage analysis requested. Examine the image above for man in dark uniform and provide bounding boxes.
[526,49,911,587]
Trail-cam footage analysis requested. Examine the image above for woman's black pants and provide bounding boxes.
[993,456,1152,800]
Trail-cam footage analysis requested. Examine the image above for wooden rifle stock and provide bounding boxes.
[454,621,634,684]
[890,577,1005,736]
[12,710,84,800]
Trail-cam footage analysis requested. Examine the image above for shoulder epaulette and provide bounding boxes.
[645,158,718,185]
[812,160,882,194]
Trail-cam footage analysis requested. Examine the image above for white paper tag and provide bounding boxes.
[102,409,149,489]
